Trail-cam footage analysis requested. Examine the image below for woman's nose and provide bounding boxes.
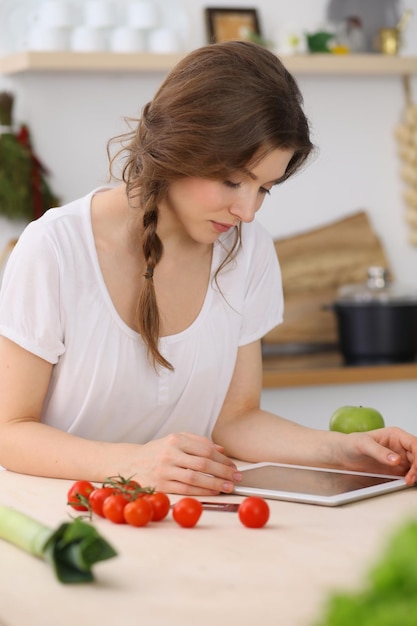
[229,196,257,223]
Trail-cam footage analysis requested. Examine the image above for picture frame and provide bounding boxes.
[205,8,261,44]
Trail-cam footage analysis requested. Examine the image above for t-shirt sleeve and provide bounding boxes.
[0,221,65,363]
[238,222,283,346]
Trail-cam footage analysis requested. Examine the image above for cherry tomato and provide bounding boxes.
[102,493,129,524]
[118,478,142,493]
[124,498,153,527]
[88,486,115,517]
[172,498,203,528]
[143,492,171,522]
[105,476,142,500]
[122,482,144,500]
[238,496,270,528]
[67,480,95,511]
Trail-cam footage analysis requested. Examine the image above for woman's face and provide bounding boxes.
[159,148,294,244]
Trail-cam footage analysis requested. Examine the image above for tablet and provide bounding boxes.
[233,462,410,506]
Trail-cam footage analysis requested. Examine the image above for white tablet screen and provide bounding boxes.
[233,463,409,506]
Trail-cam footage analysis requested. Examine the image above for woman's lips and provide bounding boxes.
[211,220,234,233]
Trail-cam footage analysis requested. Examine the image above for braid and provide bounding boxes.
[136,203,173,370]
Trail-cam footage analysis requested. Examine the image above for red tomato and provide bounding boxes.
[88,487,115,517]
[123,498,153,527]
[102,493,129,524]
[143,492,171,522]
[118,478,141,492]
[172,498,203,528]
[106,476,142,499]
[238,497,270,528]
[67,480,95,511]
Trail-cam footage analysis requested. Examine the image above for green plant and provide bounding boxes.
[0,91,59,220]
[315,519,417,625]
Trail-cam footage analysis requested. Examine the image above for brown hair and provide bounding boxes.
[108,41,313,369]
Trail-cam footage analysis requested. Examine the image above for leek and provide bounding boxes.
[0,505,117,583]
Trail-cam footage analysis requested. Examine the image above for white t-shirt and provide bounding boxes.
[0,189,283,443]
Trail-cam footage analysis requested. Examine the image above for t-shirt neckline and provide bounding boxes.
[84,187,222,344]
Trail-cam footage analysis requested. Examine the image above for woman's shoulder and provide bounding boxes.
[214,219,279,284]
[20,187,108,245]
[239,220,276,263]
[35,188,99,227]
[8,190,101,271]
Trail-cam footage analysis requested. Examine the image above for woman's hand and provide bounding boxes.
[337,426,417,485]
[125,432,242,496]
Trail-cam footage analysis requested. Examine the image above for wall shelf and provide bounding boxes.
[0,50,416,76]
[0,51,183,74]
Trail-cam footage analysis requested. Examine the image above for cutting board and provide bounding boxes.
[263,211,390,350]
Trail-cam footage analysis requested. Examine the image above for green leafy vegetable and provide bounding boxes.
[0,505,117,583]
[315,519,417,626]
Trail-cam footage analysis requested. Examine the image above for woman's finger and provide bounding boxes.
[175,432,237,467]
[167,464,236,494]
[345,432,409,475]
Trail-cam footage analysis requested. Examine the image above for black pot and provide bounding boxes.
[330,267,417,366]
[333,302,417,365]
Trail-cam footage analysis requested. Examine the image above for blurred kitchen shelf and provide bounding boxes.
[0,51,182,74]
[285,54,417,76]
[1,51,417,76]
[262,352,417,388]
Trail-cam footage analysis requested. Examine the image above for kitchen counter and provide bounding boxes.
[262,351,417,388]
[0,469,416,626]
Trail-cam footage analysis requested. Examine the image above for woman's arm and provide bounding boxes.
[0,337,238,494]
[212,340,417,485]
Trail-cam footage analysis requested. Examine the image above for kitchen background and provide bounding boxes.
[0,0,416,432]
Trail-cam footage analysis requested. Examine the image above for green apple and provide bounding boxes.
[329,405,385,434]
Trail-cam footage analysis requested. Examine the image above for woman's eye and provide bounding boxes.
[224,180,241,189]
[259,187,271,195]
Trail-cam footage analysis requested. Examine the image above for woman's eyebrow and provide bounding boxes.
[240,167,280,185]
[240,167,257,180]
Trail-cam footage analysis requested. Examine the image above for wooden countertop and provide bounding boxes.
[262,350,417,388]
[1,469,416,626]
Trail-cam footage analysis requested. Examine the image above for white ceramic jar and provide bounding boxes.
[148,28,179,53]
[84,1,115,29]
[127,1,159,30]
[35,1,75,28]
[70,26,108,52]
[109,27,146,53]
[27,26,70,51]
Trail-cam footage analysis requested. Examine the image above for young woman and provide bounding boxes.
[0,41,416,494]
